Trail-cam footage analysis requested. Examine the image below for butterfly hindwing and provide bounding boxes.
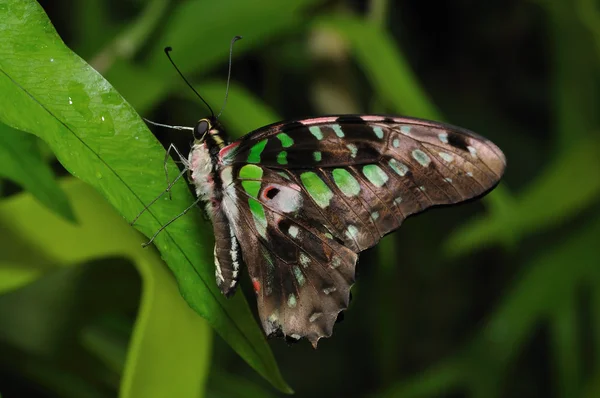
[219,165,357,346]
[216,115,505,344]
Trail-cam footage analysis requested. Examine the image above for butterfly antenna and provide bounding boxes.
[216,35,243,120]
[164,46,215,118]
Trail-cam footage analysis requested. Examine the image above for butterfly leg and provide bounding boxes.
[141,197,202,247]
[164,143,189,200]
[130,167,188,226]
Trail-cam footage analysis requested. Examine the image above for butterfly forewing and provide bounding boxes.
[215,115,505,345]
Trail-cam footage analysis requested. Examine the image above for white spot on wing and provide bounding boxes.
[331,256,342,269]
[345,225,359,240]
[468,146,478,158]
[300,253,311,267]
[438,132,449,143]
[214,246,224,284]
[412,149,431,167]
[229,225,239,272]
[309,312,323,322]
[266,183,303,213]
[439,152,454,163]
[323,287,337,295]
[287,294,297,308]
[346,143,358,158]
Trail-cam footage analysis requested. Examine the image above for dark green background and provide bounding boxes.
[1,0,599,397]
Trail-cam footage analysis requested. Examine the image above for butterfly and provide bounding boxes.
[149,113,506,347]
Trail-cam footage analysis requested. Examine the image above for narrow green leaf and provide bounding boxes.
[0,1,290,392]
[550,296,582,398]
[541,0,600,149]
[108,0,321,114]
[314,15,442,120]
[0,123,75,222]
[90,0,171,73]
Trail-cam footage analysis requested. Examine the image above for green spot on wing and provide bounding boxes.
[332,124,344,137]
[412,149,431,167]
[276,133,294,148]
[388,159,409,176]
[332,168,360,197]
[313,151,322,162]
[309,126,323,140]
[248,198,267,237]
[292,266,305,286]
[362,164,389,187]
[300,172,333,208]
[242,181,261,197]
[247,140,267,163]
[239,164,263,179]
[278,172,291,180]
[287,294,297,308]
[277,151,288,165]
[400,125,412,135]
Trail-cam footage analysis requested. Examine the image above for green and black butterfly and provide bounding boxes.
[149,113,505,347]
[139,40,506,347]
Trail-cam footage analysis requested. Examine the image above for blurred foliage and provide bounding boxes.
[0,0,599,397]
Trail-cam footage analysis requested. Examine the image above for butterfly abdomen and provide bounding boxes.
[211,208,242,296]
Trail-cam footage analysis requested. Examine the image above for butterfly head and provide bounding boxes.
[193,117,228,150]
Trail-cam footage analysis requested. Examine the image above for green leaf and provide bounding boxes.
[0,122,75,222]
[541,0,600,149]
[0,178,211,398]
[0,1,290,393]
[108,0,321,114]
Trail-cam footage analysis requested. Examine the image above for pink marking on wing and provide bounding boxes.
[299,116,338,125]
[359,115,386,122]
[218,142,240,161]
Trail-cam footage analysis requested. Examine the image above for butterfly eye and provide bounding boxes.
[194,119,211,140]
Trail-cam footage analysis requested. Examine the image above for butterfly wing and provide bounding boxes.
[219,115,506,344]
[220,167,357,346]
